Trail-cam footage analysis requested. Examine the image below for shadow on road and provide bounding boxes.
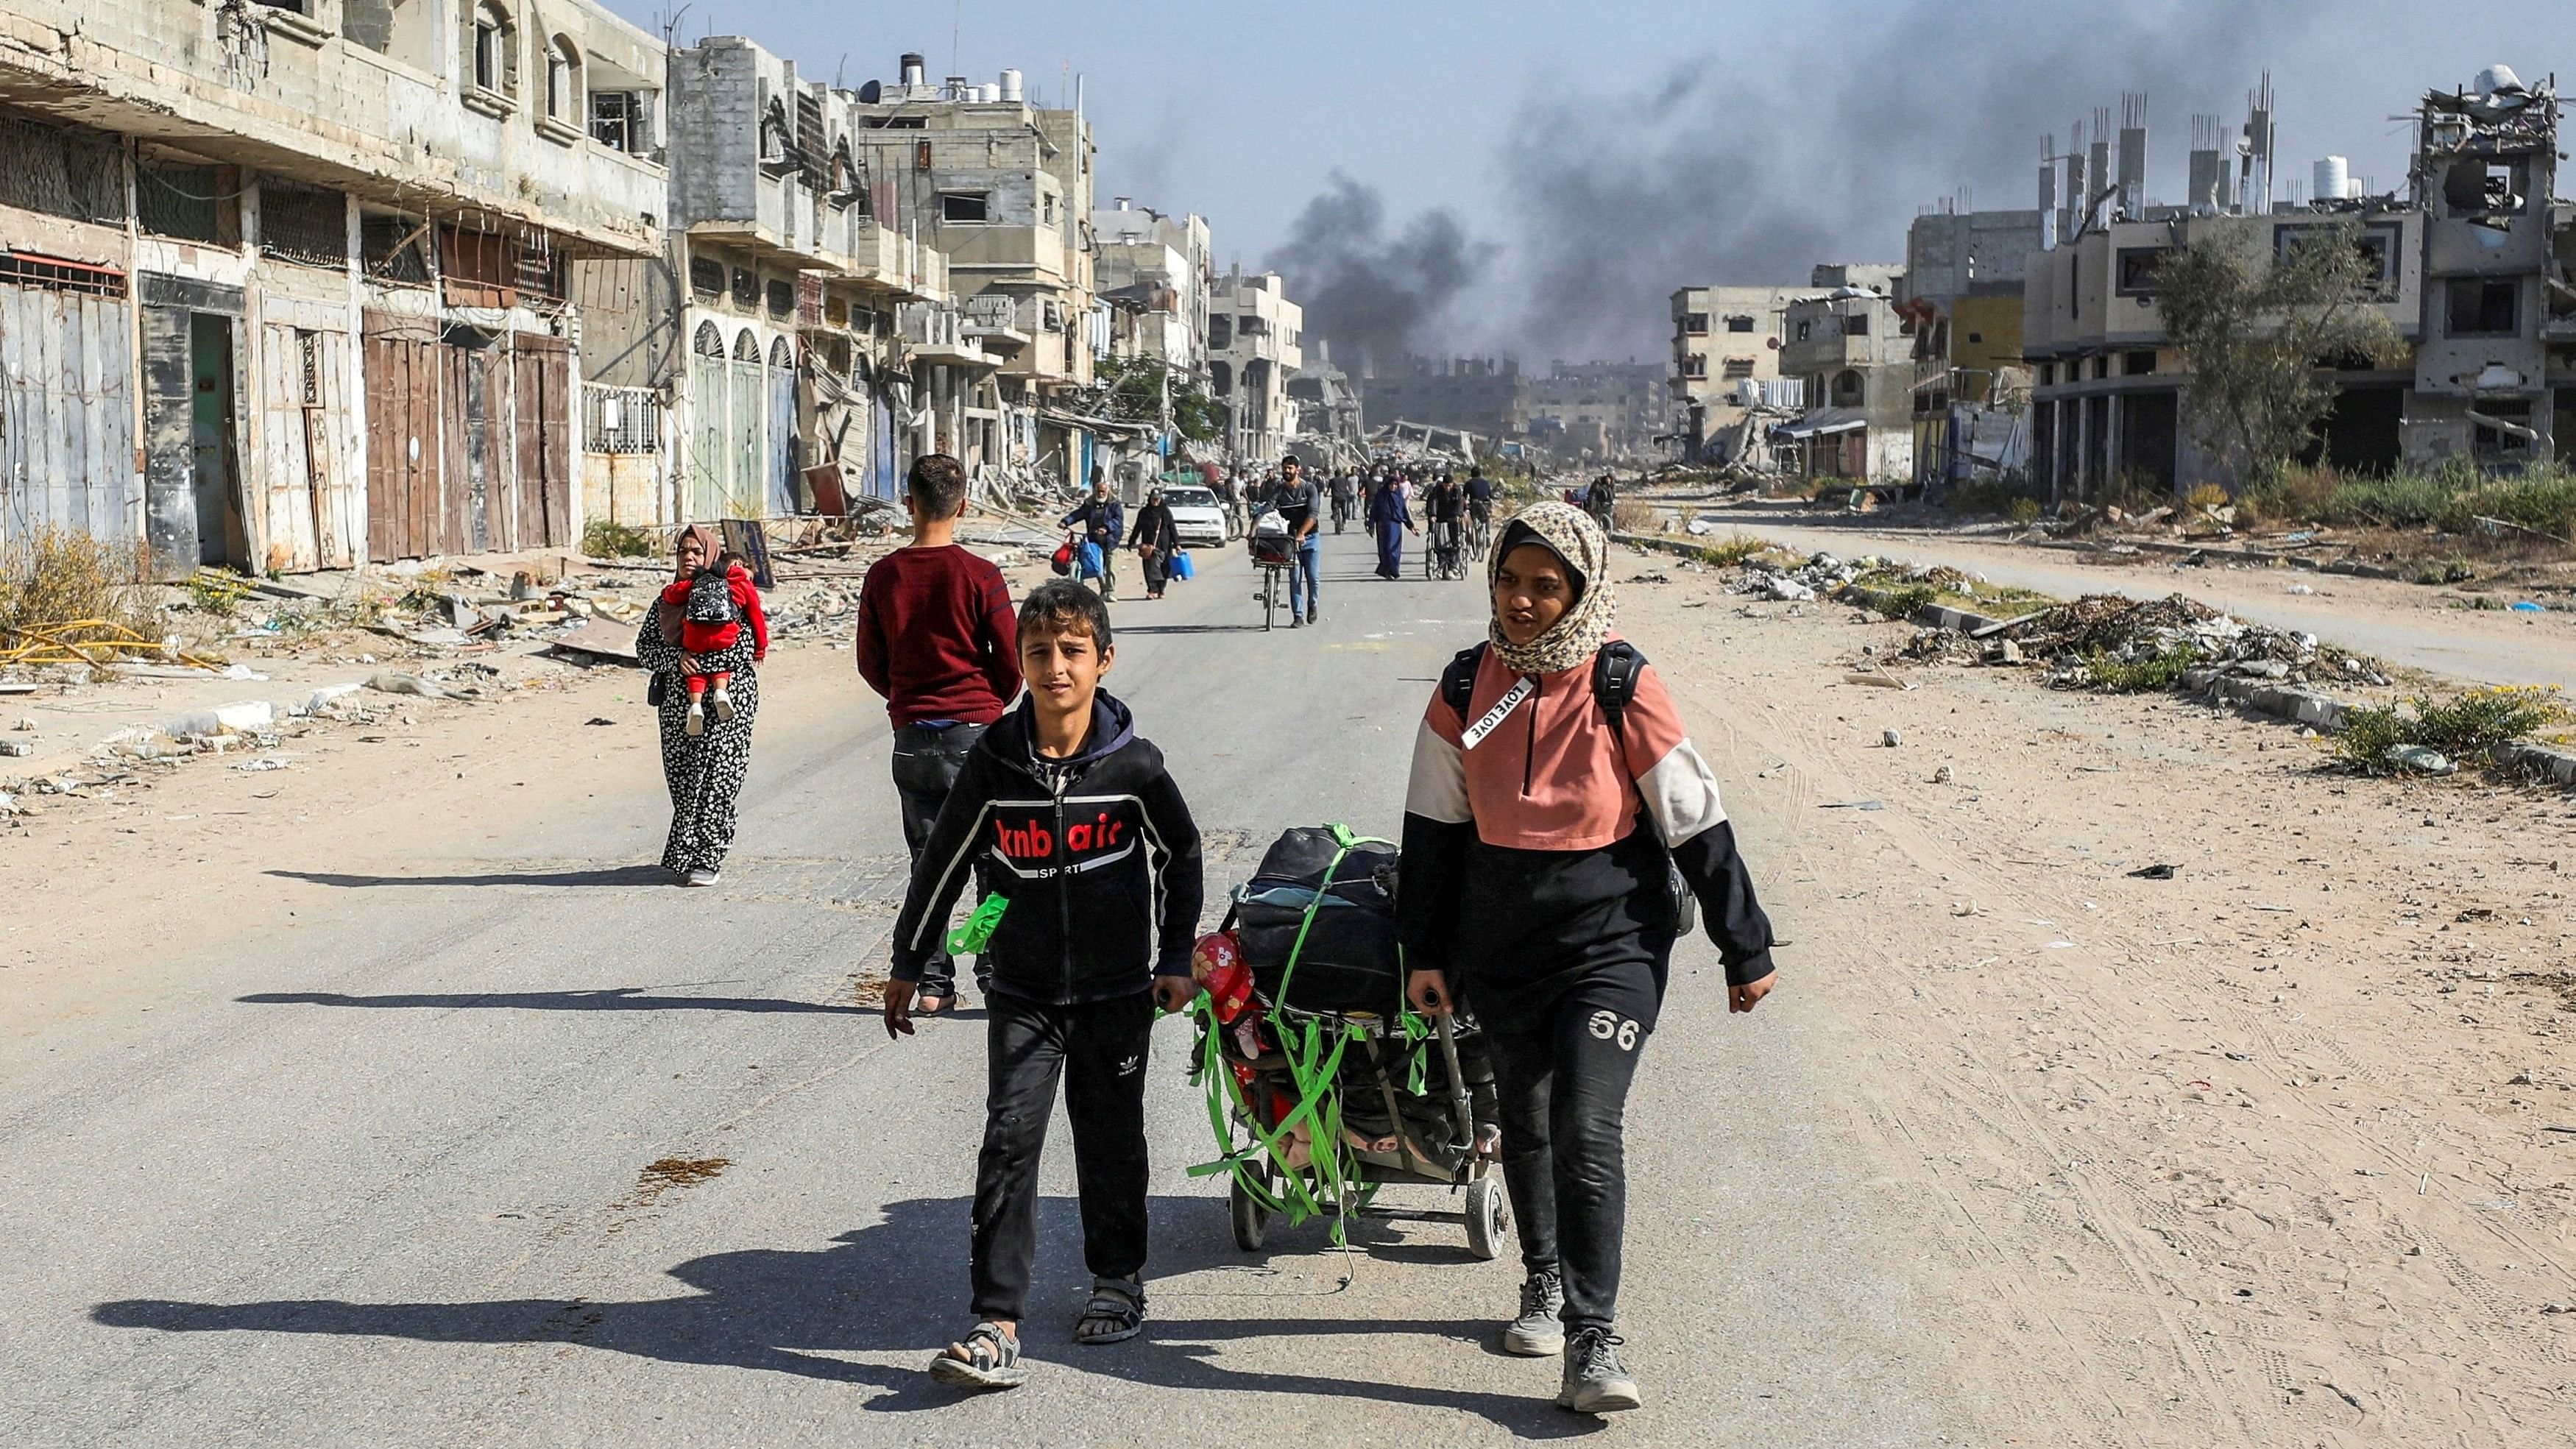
[238,988,868,1016]
[92,1195,1594,1434]
[269,865,676,889]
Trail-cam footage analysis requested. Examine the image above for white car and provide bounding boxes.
[1160,485,1228,548]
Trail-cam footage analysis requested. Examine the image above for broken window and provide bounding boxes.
[2442,156,2527,220]
[2123,350,2157,376]
[767,279,794,317]
[940,192,989,223]
[2447,277,2520,337]
[1208,315,1232,350]
[688,257,723,298]
[1679,354,1707,379]
[1679,312,1710,335]
[2471,399,2534,461]
[136,160,227,244]
[1725,314,1756,333]
[2274,222,2401,297]
[545,37,581,121]
[730,268,758,308]
[1721,357,1755,379]
[1041,193,1057,227]
[2115,247,2170,297]
[1211,361,1232,395]
[1841,313,1869,337]
[1832,369,1864,406]
[361,213,433,284]
[1239,316,1269,337]
[2039,363,2053,386]
[471,4,517,96]
[1794,319,1813,341]
[259,185,348,269]
[0,110,129,227]
[590,91,650,152]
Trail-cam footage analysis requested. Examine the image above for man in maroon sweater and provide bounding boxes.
[857,453,1022,1011]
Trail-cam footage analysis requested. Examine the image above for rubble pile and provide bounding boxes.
[1730,550,1867,602]
[1989,592,2393,689]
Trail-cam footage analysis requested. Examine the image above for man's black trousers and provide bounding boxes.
[969,988,1156,1323]
[891,721,986,998]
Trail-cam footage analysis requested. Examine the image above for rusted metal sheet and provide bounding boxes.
[0,281,138,548]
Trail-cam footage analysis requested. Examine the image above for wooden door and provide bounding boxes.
[512,333,574,548]
[363,311,440,561]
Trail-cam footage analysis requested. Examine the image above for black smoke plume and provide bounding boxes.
[1262,172,1495,372]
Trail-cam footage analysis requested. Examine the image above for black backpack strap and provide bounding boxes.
[1593,640,1643,736]
[1439,643,1487,717]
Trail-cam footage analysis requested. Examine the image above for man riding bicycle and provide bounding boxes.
[1426,472,1468,578]
[1464,467,1496,555]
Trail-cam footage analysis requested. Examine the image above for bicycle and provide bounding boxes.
[1465,505,1493,562]
[1425,518,1467,581]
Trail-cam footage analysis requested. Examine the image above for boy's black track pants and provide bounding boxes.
[970,988,1155,1322]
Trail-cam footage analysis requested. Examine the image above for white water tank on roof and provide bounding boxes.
[2473,63,2526,99]
[2313,156,2350,202]
[999,68,1023,103]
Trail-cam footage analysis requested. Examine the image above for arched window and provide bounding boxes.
[693,321,724,356]
[768,336,793,369]
[733,329,760,361]
[470,3,517,96]
[545,35,581,121]
[1832,369,1864,406]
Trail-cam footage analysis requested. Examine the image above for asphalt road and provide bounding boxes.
[2,528,1954,1447]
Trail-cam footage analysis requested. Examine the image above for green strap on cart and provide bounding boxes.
[1186,823,1409,1241]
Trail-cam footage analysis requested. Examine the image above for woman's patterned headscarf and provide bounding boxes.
[656,523,725,642]
[1487,501,1615,676]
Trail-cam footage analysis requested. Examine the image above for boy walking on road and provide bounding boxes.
[885,579,1205,1392]
[855,454,1022,1013]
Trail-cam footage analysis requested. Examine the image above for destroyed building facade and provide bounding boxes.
[1776,266,1914,483]
[1210,269,1303,463]
[0,19,1292,573]
[1667,286,1805,466]
[0,0,666,576]
[2022,65,2566,501]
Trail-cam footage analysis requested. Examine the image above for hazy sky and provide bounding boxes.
[604,1,2574,360]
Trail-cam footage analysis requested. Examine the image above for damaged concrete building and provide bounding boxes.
[1666,286,1805,465]
[0,0,667,576]
[2021,65,2569,500]
[1901,207,2046,492]
[1210,268,1303,464]
[1775,265,1914,483]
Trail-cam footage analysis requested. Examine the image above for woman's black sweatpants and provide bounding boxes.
[1482,957,1657,1335]
[969,988,1155,1323]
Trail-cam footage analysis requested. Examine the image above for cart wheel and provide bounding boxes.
[1463,1175,1507,1261]
[1229,1170,1270,1253]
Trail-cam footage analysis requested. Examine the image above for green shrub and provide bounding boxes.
[1696,532,1769,567]
[2081,644,2201,692]
[583,518,659,559]
[1869,584,1936,620]
[0,526,162,641]
[2337,685,2569,773]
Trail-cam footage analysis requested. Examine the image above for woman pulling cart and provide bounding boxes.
[1397,501,1780,1416]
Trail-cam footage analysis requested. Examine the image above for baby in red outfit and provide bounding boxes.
[657,551,769,734]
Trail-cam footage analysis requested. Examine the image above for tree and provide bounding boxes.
[2154,217,2403,487]
[1083,355,1225,444]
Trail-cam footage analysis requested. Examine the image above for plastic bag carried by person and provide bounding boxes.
[1077,539,1105,579]
[1051,535,1076,575]
[1252,509,1287,538]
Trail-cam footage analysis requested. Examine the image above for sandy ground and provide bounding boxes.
[1613,556,2576,1446]
[7,540,2572,1445]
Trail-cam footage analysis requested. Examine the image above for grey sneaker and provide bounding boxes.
[1556,1326,1641,1414]
[684,868,721,887]
[1503,1269,1564,1356]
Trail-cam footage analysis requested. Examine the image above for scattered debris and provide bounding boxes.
[1931,763,1953,784]
[2385,744,2458,776]
[1819,800,1885,811]
[2127,864,2177,879]
[1882,729,1903,748]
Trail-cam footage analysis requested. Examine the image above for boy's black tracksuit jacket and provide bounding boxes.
[891,691,1203,999]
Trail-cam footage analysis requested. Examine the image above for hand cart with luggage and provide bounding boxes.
[1186,825,1507,1258]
